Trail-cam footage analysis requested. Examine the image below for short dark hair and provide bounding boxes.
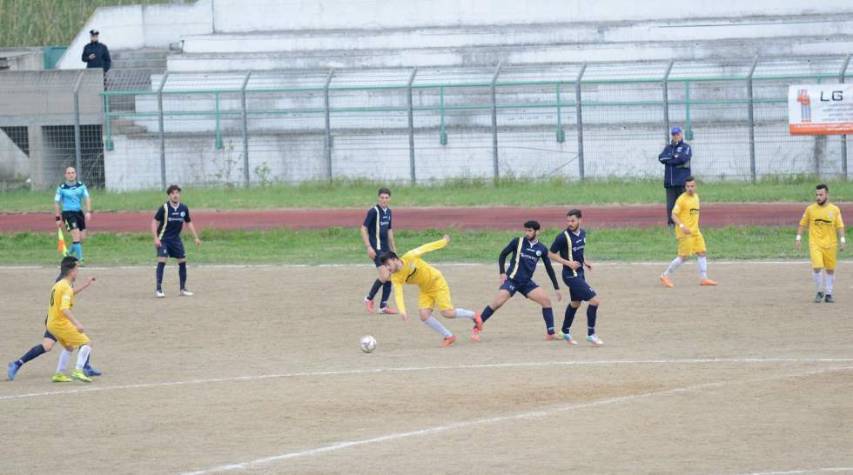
[523,220,541,231]
[685,176,696,183]
[816,183,829,192]
[166,184,182,195]
[378,251,398,265]
[59,256,79,278]
[566,209,582,219]
[378,187,391,197]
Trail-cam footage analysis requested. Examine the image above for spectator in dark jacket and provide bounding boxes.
[81,29,111,73]
[658,126,692,225]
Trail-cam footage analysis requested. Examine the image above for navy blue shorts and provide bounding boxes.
[563,274,596,302]
[43,329,56,341]
[157,238,186,259]
[372,252,383,268]
[500,279,539,297]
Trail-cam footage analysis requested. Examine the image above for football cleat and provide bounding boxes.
[378,306,398,315]
[180,288,194,297]
[441,335,457,347]
[363,297,375,313]
[699,279,718,286]
[586,334,604,346]
[814,292,825,303]
[660,275,674,288]
[473,312,483,332]
[824,294,835,304]
[155,289,165,298]
[545,333,556,341]
[558,331,577,345]
[71,370,92,383]
[470,327,481,342]
[83,365,102,377]
[7,361,21,381]
[52,373,72,383]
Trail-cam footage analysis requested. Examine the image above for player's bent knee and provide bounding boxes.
[570,302,581,309]
[590,298,600,306]
[440,309,455,318]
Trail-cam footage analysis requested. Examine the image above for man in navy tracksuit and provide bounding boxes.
[658,126,692,226]
[81,29,111,73]
[474,220,562,342]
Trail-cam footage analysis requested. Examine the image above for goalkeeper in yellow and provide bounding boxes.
[660,176,718,288]
[797,183,846,303]
[379,235,483,347]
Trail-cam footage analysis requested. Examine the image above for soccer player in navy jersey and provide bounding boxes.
[548,209,603,346]
[151,185,201,298]
[360,187,397,314]
[473,221,562,341]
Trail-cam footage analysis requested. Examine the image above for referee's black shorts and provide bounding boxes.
[62,211,86,232]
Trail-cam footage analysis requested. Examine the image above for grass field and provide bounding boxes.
[1,226,844,266]
[4,178,852,212]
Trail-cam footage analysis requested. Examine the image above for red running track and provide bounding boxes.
[0,203,838,233]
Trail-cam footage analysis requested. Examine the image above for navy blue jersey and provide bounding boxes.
[363,205,392,252]
[550,228,587,278]
[499,237,559,289]
[154,202,191,240]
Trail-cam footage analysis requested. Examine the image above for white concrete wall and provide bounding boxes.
[211,0,853,32]
[57,0,212,70]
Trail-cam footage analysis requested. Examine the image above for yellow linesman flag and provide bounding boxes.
[57,228,68,256]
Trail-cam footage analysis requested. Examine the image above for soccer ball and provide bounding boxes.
[360,335,377,353]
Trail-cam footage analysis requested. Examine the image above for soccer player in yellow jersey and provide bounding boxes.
[660,177,718,288]
[796,184,846,303]
[46,256,96,383]
[378,235,483,347]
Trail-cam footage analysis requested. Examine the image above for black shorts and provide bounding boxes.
[62,211,86,232]
[563,273,596,302]
[157,238,186,259]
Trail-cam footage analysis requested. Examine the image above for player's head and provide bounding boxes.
[671,126,683,142]
[566,209,582,231]
[166,184,182,203]
[378,251,401,272]
[64,167,77,183]
[89,29,99,43]
[377,187,391,208]
[684,176,696,195]
[816,183,829,205]
[59,256,79,281]
[523,220,541,239]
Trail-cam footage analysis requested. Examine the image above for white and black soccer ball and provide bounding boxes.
[360,335,377,353]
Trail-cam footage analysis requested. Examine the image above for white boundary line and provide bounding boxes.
[2,357,851,403]
[742,468,853,475]
[180,365,853,475]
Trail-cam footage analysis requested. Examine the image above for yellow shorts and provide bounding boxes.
[419,278,454,311]
[47,321,90,348]
[810,246,837,270]
[677,233,707,257]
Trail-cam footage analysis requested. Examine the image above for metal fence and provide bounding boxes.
[92,55,853,188]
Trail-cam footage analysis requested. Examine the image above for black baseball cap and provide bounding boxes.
[90,29,100,35]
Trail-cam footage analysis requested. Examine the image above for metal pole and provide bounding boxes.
[555,83,565,143]
[747,56,759,183]
[214,92,223,150]
[407,68,418,184]
[323,69,334,182]
[72,70,85,176]
[663,60,674,143]
[491,61,503,181]
[240,71,252,187]
[575,64,587,181]
[157,73,169,190]
[840,54,851,180]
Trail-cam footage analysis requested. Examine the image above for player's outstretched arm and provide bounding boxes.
[393,283,408,321]
[73,277,96,295]
[498,238,517,275]
[407,236,449,259]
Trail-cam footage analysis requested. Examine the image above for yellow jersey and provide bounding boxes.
[47,279,75,327]
[799,203,845,249]
[390,238,448,315]
[673,192,701,238]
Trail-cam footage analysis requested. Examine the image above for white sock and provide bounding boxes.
[825,273,834,295]
[697,256,708,279]
[454,308,475,320]
[424,316,452,337]
[813,271,824,292]
[75,345,91,371]
[56,349,71,373]
[664,257,684,276]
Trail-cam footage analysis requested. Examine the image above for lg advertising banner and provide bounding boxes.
[789,84,853,135]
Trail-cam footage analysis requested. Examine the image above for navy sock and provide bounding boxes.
[366,279,383,300]
[542,308,555,335]
[563,305,579,333]
[587,304,598,336]
[481,305,495,323]
[178,262,187,289]
[156,262,165,290]
[380,281,392,308]
[18,344,46,365]
[84,354,92,368]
